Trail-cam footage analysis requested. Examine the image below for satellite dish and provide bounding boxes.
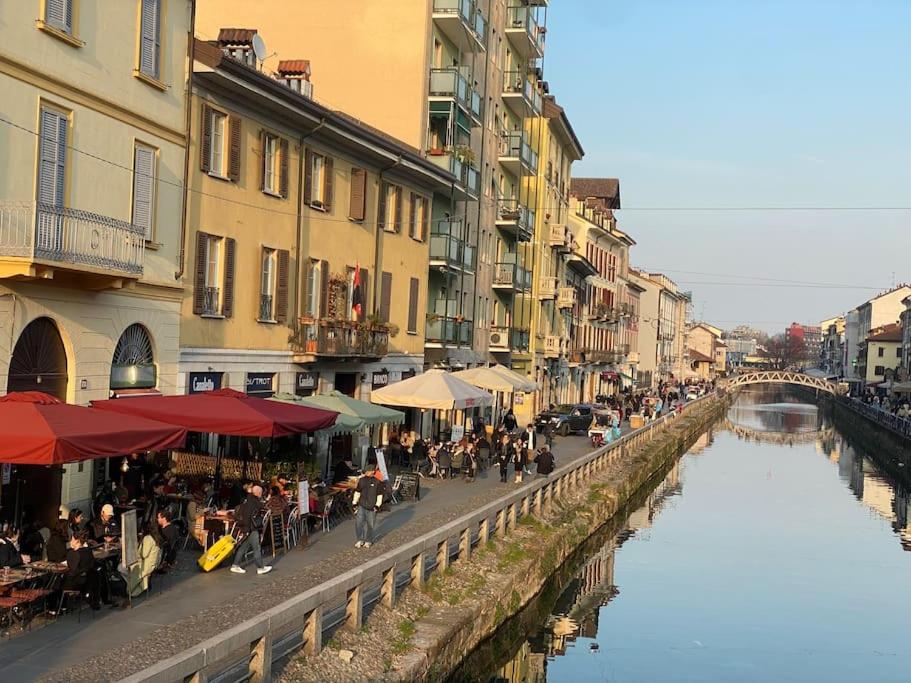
[252,34,267,63]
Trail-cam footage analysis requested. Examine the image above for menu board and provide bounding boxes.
[399,472,420,501]
[298,481,310,514]
[121,508,138,568]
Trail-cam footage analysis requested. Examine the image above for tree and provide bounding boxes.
[760,334,807,370]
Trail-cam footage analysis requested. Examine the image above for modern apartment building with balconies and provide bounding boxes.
[0,0,193,521]
[195,0,550,376]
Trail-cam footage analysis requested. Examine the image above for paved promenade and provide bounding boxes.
[1,430,625,682]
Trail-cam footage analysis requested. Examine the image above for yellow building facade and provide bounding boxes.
[181,35,455,412]
[0,0,192,520]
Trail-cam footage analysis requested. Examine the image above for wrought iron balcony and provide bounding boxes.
[291,319,389,359]
[0,201,145,281]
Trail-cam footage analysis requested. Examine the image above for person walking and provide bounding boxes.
[229,485,272,575]
[512,438,525,484]
[523,424,536,475]
[352,463,384,548]
[496,434,511,483]
[502,409,518,433]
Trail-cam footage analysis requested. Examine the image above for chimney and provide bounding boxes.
[217,28,258,68]
[276,60,313,99]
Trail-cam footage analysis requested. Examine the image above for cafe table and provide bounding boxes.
[205,510,236,537]
[0,566,48,590]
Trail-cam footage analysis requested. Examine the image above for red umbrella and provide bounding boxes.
[90,387,338,437]
[0,392,187,465]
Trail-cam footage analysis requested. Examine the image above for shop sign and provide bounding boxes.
[295,371,319,397]
[601,371,618,381]
[188,372,222,394]
[246,372,275,397]
[372,370,390,390]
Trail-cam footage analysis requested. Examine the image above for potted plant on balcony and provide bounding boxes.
[453,145,476,165]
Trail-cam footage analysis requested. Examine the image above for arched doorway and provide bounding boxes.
[5,317,68,526]
[110,323,156,391]
[7,317,68,399]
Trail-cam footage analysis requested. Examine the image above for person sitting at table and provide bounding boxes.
[437,442,452,479]
[63,530,100,609]
[0,529,24,567]
[156,508,180,569]
[68,508,86,537]
[333,456,359,484]
[121,520,162,598]
[47,519,71,562]
[90,504,120,543]
[265,485,289,519]
[412,437,428,475]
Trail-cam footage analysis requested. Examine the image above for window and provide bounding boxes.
[898,347,903,358]
[380,182,402,232]
[131,143,156,240]
[874,365,885,376]
[38,107,67,209]
[45,0,74,34]
[209,109,226,175]
[348,168,367,221]
[262,134,277,193]
[260,248,276,321]
[407,277,420,333]
[139,0,162,79]
[193,232,236,317]
[305,260,321,318]
[305,150,333,209]
[409,194,428,241]
[878,347,884,357]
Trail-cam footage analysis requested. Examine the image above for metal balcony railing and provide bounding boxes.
[506,4,545,54]
[493,261,531,290]
[425,315,472,346]
[291,319,389,358]
[433,0,486,48]
[259,294,274,321]
[495,198,534,239]
[497,131,538,173]
[0,201,145,276]
[203,286,221,316]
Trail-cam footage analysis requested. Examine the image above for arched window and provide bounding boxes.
[111,324,156,390]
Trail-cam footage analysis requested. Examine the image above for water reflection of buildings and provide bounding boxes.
[495,464,683,682]
[819,431,911,551]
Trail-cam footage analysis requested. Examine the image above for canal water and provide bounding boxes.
[453,388,911,682]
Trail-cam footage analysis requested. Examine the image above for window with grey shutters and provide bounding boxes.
[139,0,161,79]
[37,108,67,253]
[45,0,73,34]
[132,144,156,240]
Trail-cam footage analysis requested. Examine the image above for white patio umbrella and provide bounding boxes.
[369,369,492,410]
[452,366,522,393]
[489,364,537,392]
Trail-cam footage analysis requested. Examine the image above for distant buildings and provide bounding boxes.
[785,322,822,363]
[842,285,911,388]
[819,316,845,376]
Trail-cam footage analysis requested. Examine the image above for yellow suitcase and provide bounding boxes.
[198,534,236,572]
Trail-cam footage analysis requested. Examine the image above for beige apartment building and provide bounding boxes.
[181,34,455,420]
[0,0,192,521]
[194,0,549,377]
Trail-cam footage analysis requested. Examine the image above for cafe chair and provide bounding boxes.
[0,594,32,634]
[389,475,403,505]
[286,507,306,548]
[309,496,335,533]
[53,589,89,623]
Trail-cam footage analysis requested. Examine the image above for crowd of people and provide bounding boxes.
[860,392,911,419]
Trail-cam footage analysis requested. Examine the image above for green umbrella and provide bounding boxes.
[270,393,365,435]
[298,390,405,426]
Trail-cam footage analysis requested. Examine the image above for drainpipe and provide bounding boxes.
[372,156,402,314]
[174,0,197,280]
[294,118,327,320]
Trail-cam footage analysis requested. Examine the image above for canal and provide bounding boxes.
[452,387,911,682]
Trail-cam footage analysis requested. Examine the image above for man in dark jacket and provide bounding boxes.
[535,445,555,477]
[352,464,384,548]
[229,485,272,575]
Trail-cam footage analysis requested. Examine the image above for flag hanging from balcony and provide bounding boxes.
[352,263,363,318]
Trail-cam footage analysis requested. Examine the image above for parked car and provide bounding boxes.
[535,404,595,436]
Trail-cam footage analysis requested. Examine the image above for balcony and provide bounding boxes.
[0,201,145,286]
[505,4,545,58]
[538,275,557,299]
[548,223,571,252]
[497,130,538,176]
[432,0,486,51]
[489,325,530,352]
[557,287,577,309]
[428,68,483,124]
[291,319,389,359]
[495,198,534,242]
[502,70,542,116]
[425,314,472,347]
[429,229,475,273]
[543,335,562,359]
[493,261,531,292]
[427,151,481,199]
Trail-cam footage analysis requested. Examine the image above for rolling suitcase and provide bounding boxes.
[198,534,236,572]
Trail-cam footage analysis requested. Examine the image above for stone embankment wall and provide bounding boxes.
[280,396,727,683]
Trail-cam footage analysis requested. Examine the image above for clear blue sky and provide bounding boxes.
[546,0,910,332]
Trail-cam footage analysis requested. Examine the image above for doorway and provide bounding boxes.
[335,372,359,397]
[4,317,68,527]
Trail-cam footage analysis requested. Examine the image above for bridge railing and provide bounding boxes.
[118,394,719,683]
[838,396,911,439]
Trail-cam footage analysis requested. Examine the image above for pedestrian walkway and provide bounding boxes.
[0,430,630,682]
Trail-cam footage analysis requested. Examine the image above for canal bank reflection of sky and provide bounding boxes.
[485,392,911,683]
